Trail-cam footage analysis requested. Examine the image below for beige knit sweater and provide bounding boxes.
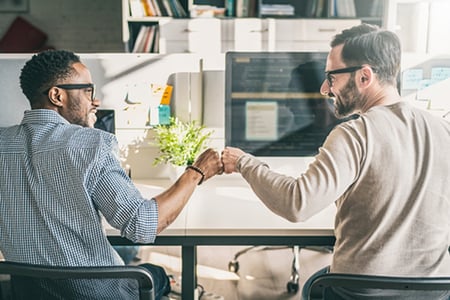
[237,101,450,278]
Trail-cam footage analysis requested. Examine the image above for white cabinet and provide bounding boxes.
[159,19,222,54]
[232,18,270,51]
[159,18,269,53]
[157,18,361,53]
[220,19,234,53]
[270,19,361,51]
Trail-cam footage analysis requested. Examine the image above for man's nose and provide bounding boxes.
[92,98,101,107]
[320,80,330,96]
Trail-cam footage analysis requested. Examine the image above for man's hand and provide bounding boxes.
[221,146,245,174]
[191,148,223,182]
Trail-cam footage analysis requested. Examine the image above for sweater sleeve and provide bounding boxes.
[237,121,365,222]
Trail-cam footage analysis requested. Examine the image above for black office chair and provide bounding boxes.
[0,261,155,300]
[228,245,333,293]
[306,272,450,300]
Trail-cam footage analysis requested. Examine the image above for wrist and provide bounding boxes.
[185,165,205,185]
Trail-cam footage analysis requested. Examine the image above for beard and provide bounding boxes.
[66,98,94,128]
[333,77,362,118]
[87,112,97,128]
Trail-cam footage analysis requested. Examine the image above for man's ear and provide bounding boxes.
[359,66,374,87]
[47,87,64,107]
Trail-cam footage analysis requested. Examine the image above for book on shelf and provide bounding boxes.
[132,25,159,53]
[302,0,356,18]
[151,26,160,52]
[314,0,325,17]
[151,0,162,16]
[132,25,147,52]
[335,0,356,17]
[354,0,383,17]
[128,0,186,17]
[236,0,258,17]
[236,0,250,17]
[305,0,317,17]
[167,0,178,17]
[225,0,235,17]
[166,0,187,18]
[260,4,294,17]
[155,0,169,16]
[173,0,187,17]
[141,0,155,16]
[162,0,173,16]
[370,0,383,17]
[304,0,330,17]
[328,0,336,17]
[143,26,155,52]
[129,0,145,16]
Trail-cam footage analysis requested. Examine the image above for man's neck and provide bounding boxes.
[361,85,401,113]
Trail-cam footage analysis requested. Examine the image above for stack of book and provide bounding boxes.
[129,0,187,17]
[132,25,160,53]
[234,0,259,17]
[260,4,294,17]
[327,0,356,18]
[304,0,356,18]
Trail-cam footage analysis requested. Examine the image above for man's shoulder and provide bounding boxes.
[0,125,21,145]
[0,125,19,134]
[69,126,117,147]
[332,115,364,134]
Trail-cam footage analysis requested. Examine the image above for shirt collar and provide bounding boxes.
[21,109,70,126]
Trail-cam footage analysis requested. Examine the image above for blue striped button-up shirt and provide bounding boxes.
[0,109,159,298]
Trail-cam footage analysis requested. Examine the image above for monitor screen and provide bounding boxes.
[225,51,347,156]
[94,109,115,134]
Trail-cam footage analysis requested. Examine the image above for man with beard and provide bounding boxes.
[0,50,223,299]
[221,24,450,299]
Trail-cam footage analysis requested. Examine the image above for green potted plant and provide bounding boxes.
[152,117,213,179]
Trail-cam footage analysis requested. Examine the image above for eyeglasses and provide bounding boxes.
[43,83,96,101]
[325,66,363,87]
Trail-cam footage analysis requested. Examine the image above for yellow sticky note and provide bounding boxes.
[160,85,173,105]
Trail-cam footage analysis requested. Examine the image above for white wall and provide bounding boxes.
[388,0,450,55]
[0,53,213,180]
[0,0,123,52]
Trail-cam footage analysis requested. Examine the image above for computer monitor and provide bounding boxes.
[94,109,115,134]
[225,51,348,157]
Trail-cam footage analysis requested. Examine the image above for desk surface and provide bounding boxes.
[106,175,336,300]
[105,175,335,237]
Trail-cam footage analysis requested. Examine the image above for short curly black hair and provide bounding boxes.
[19,49,81,108]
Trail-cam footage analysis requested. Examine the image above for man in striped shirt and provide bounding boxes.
[0,49,223,299]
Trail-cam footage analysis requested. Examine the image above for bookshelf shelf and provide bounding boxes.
[123,0,190,52]
[122,0,387,53]
[126,17,171,22]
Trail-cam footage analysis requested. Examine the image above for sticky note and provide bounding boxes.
[431,67,450,84]
[161,85,173,105]
[402,69,423,90]
[158,105,171,125]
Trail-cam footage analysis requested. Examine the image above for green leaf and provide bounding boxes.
[152,117,213,167]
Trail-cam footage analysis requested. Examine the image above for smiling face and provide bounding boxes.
[53,62,100,128]
[320,44,366,118]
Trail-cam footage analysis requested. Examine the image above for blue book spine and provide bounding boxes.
[226,0,235,17]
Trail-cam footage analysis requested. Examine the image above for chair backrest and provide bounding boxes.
[0,261,155,300]
[307,273,450,300]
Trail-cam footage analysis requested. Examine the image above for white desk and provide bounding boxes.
[106,176,335,300]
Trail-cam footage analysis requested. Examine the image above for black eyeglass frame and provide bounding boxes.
[42,83,96,101]
[325,66,363,87]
